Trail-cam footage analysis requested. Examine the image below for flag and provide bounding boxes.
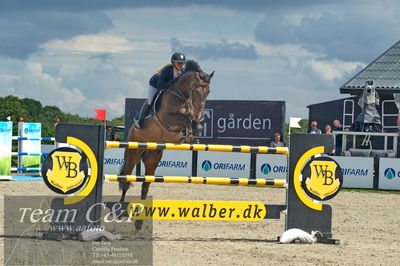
[6,116,11,121]
[93,109,106,120]
[289,117,302,128]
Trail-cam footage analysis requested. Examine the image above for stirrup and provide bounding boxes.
[134,120,143,130]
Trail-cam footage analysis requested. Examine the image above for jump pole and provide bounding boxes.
[105,175,287,187]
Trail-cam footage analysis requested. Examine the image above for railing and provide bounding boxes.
[332,131,399,156]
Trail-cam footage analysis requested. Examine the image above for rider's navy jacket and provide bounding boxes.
[156,64,175,90]
[149,73,159,88]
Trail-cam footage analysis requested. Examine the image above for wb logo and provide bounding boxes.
[312,164,335,185]
[198,109,213,138]
[302,157,342,201]
[55,156,79,178]
[42,147,88,194]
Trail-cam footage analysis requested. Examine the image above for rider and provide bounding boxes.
[135,52,203,129]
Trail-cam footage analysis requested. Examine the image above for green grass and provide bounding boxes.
[22,155,40,168]
[0,156,11,175]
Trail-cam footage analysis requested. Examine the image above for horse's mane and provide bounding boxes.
[173,71,195,89]
[183,60,200,72]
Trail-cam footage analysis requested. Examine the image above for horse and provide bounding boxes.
[119,67,214,229]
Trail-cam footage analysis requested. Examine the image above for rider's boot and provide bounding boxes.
[134,102,151,129]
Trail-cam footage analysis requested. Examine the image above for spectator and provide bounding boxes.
[270,132,284,147]
[106,127,114,140]
[113,133,121,141]
[308,121,322,134]
[325,125,332,134]
[324,125,336,155]
[333,119,344,155]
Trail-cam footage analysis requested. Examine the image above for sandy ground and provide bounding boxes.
[1,180,399,266]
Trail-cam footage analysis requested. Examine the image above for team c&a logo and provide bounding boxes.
[42,147,88,194]
[301,156,342,201]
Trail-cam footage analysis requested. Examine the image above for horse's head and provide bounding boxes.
[191,71,214,121]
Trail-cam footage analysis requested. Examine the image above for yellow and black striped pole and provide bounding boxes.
[105,174,287,187]
[105,141,289,155]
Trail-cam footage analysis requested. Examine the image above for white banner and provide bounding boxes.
[197,151,250,178]
[104,148,125,175]
[0,122,12,179]
[378,158,400,190]
[256,154,288,179]
[19,122,41,169]
[140,150,192,176]
[331,156,374,189]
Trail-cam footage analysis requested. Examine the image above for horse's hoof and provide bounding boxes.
[135,220,144,231]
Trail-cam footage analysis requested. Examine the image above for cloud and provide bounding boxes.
[0,59,145,118]
[255,4,400,62]
[0,0,326,13]
[0,11,112,59]
[0,0,338,59]
[171,38,258,60]
[42,34,134,54]
[6,63,87,111]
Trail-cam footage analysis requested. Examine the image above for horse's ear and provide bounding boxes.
[208,71,215,80]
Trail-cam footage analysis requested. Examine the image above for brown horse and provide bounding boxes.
[119,69,214,229]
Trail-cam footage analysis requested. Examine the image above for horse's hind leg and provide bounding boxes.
[119,149,143,202]
[135,150,163,230]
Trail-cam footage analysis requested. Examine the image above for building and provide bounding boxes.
[308,40,400,155]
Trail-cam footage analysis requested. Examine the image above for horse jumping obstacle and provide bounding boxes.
[105,140,289,154]
[0,121,55,180]
[105,174,287,186]
[42,124,341,244]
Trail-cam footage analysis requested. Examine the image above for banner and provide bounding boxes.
[329,156,374,189]
[18,122,41,169]
[125,99,285,146]
[378,158,400,190]
[140,150,192,176]
[0,122,12,179]
[256,154,288,179]
[197,151,250,178]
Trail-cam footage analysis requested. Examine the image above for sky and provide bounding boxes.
[0,0,399,120]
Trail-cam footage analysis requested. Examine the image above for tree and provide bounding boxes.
[283,119,309,145]
[0,95,126,138]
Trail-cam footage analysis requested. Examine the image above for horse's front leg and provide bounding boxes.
[191,121,203,136]
[164,113,192,132]
[135,150,163,230]
[185,126,194,143]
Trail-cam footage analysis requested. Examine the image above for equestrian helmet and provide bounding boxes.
[171,52,186,63]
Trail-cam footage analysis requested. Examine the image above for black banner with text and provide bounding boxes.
[125,99,285,146]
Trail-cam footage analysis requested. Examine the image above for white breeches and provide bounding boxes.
[147,85,157,104]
